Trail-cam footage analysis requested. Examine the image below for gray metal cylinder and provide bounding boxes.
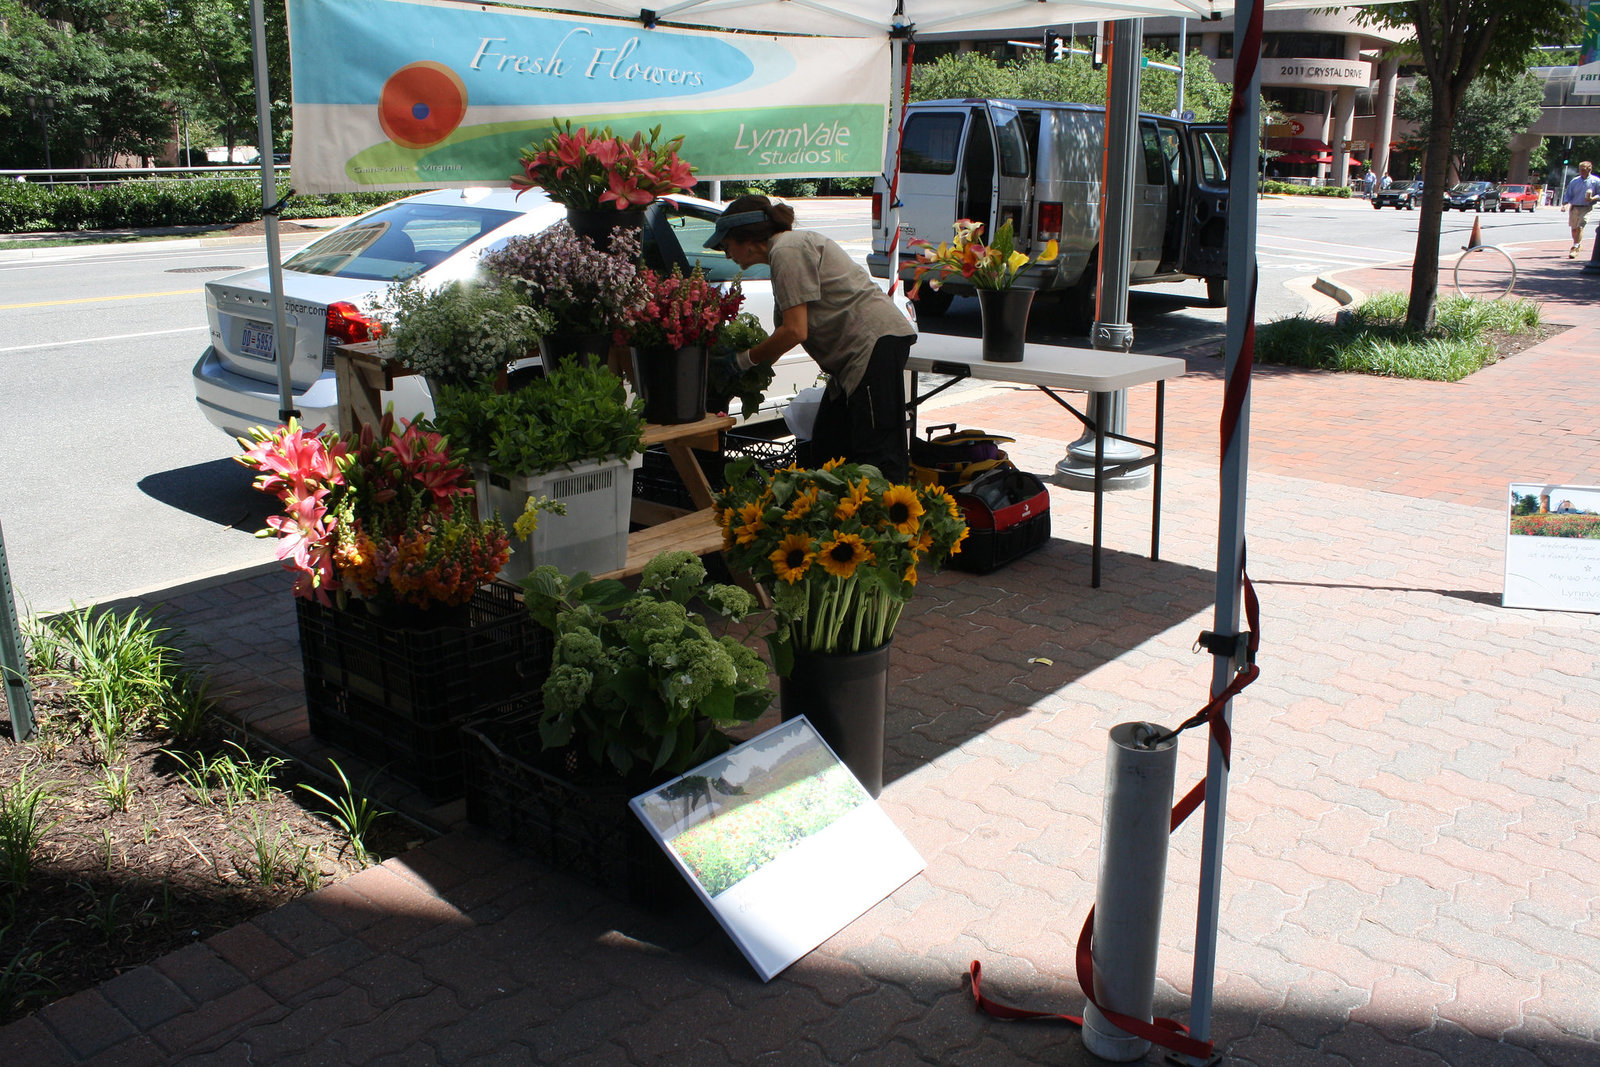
[1081,721,1179,1061]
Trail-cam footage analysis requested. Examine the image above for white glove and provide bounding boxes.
[736,350,755,371]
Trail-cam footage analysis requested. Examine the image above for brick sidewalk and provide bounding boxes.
[3,242,1598,1064]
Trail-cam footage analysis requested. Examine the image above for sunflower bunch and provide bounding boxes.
[714,458,968,670]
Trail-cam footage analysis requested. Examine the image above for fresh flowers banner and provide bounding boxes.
[285,0,890,193]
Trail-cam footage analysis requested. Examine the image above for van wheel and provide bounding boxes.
[910,288,953,318]
[1205,277,1228,308]
[1061,265,1098,333]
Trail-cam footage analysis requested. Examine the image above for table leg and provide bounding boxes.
[1093,391,1108,588]
[1151,380,1165,561]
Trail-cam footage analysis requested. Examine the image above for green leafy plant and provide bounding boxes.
[0,924,61,1017]
[521,550,773,778]
[708,312,776,418]
[169,749,216,807]
[1255,292,1545,381]
[98,765,132,814]
[0,769,59,892]
[431,360,645,477]
[368,276,552,387]
[159,669,217,741]
[32,605,185,749]
[297,760,387,868]
[234,814,292,887]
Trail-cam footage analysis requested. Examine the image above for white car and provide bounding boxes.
[192,188,912,440]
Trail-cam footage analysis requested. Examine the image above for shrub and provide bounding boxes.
[0,178,408,234]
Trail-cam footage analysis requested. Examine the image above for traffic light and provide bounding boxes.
[1044,31,1066,62]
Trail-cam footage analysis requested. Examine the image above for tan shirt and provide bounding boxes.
[767,230,914,396]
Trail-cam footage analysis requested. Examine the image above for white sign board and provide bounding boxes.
[1502,482,1600,612]
[630,717,924,982]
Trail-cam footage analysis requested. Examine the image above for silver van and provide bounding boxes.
[868,99,1230,327]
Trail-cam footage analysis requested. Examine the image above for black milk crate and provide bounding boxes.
[296,583,553,801]
[631,423,798,513]
[460,707,691,911]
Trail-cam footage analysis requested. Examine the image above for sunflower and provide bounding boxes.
[784,486,818,522]
[769,533,815,584]
[881,485,925,534]
[821,456,846,471]
[819,532,874,578]
[902,560,919,587]
[834,476,872,521]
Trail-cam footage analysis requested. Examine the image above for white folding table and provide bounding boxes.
[905,335,1187,587]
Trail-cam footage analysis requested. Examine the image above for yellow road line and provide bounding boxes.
[1,287,200,310]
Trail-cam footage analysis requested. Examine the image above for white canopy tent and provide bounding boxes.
[252,0,1338,1055]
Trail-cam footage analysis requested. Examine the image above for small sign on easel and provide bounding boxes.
[1502,482,1600,612]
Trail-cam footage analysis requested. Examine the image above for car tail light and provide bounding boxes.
[324,302,383,368]
[1037,201,1063,242]
[872,192,883,227]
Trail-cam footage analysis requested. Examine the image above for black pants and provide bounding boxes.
[801,334,912,482]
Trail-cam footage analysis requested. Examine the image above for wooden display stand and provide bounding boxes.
[332,343,734,583]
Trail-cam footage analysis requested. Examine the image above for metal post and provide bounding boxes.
[0,519,36,742]
[1057,20,1149,492]
[1185,0,1262,1056]
[250,0,297,425]
[1081,722,1179,1061]
[1175,19,1188,118]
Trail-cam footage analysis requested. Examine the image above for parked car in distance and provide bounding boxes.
[1497,184,1537,212]
[1374,179,1423,209]
[1444,181,1501,211]
[193,188,912,441]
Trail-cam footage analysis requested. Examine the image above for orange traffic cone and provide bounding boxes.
[1465,216,1483,250]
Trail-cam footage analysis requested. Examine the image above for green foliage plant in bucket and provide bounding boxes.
[521,550,774,779]
[481,222,648,373]
[628,265,745,423]
[713,459,969,793]
[431,361,646,580]
[908,218,1059,363]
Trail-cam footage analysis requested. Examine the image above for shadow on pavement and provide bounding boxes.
[138,457,273,531]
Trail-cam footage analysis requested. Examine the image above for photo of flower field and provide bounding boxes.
[1508,483,1600,540]
[669,761,867,897]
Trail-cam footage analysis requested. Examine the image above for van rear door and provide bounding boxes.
[1180,124,1230,279]
[892,101,1030,257]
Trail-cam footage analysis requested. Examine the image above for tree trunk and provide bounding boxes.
[1406,92,1458,332]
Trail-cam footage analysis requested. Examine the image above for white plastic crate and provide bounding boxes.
[478,454,643,580]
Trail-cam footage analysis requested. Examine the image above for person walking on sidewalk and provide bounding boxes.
[1560,160,1599,258]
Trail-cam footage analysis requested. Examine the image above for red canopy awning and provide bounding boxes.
[1277,152,1333,164]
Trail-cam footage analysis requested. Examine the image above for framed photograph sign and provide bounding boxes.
[630,717,924,981]
[1503,482,1600,612]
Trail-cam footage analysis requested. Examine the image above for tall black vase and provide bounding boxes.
[540,331,613,372]
[779,642,891,797]
[630,344,708,424]
[977,288,1035,363]
[566,207,645,250]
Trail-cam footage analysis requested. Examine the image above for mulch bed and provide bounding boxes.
[0,682,424,1025]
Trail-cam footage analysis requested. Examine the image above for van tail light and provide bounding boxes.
[324,302,383,368]
[871,192,883,227]
[1037,201,1063,242]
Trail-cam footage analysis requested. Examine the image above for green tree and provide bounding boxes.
[1352,0,1580,331]
[910,49,1236,122]
[131,0,291,159]
[0,0,173,167]
[1395,67,1544,181]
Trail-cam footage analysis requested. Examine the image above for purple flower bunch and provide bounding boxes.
[481,223,648,335]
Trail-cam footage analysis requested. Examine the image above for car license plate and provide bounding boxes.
[240,322,275,360]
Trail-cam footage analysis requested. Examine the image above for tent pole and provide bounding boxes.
[1186,0,1262,1056]
[886,31,907,303]
[251,0,296,425]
